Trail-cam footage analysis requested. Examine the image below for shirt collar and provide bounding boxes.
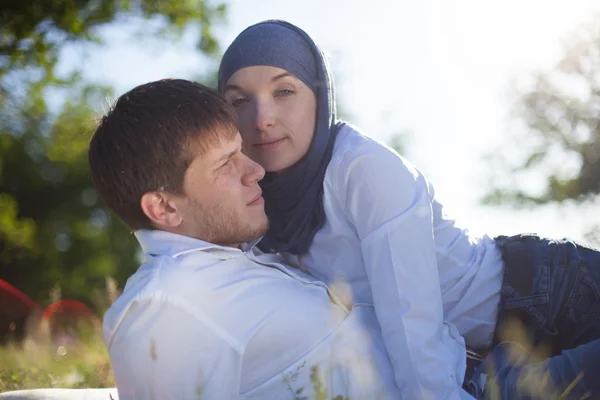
[134,229,261,259]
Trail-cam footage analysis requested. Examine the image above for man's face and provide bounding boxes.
[175,132,268,247]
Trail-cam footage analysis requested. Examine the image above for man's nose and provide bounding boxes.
[242,155,266,185]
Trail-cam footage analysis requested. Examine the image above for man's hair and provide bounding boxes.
[88,79,238,230]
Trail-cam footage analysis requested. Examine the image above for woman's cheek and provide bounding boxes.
[236,113,253,134]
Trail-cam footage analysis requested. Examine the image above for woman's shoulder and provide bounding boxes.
[326,124,436,233]
[329,123,420,184]
[332,123,388,158]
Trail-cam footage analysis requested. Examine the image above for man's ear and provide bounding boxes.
[140,191,183,228]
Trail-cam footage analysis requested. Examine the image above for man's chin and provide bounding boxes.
[229,221,269,246]
[250,222,269,242]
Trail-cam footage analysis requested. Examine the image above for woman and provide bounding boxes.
[218,20,600,399]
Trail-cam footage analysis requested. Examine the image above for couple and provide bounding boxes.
[92,21,600,399]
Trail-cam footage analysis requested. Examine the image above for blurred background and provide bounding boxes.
[2,0,600,328]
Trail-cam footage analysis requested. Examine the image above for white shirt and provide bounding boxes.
[102,229,403,400]
[282,124,505,399]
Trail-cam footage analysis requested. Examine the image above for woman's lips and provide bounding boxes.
[253,137,286,150]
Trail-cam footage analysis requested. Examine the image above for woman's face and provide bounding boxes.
[223,66,317,174]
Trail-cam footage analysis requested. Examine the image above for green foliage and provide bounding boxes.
[0,333,114,391]
[482,13,600,208]
[0,1,226,306]
[1,0,226,79]
[312,371,349,400]
[0,308,113,391]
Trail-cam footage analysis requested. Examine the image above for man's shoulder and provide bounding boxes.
[101,258,167,340]
[101,257,246,368]
[107,251,234,309]
[102,256,225,349]
[102,251,267,342]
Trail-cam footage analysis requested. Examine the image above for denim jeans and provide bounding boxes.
[466,234,600,399]
[467,339,600,399]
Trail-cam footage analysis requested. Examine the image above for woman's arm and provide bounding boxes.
[334,141,469,399]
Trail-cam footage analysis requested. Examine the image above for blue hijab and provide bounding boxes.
[218,20,342,254]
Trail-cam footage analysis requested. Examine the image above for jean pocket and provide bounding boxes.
[568,267,600,322]
[503,294,550,310]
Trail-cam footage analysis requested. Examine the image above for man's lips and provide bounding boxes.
[247,192,264,206]
[253,137,286,150]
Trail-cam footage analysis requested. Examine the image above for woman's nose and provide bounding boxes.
[254,99,276,131]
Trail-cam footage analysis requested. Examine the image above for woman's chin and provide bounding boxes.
[266,167,289,176]
[257,158,295,176]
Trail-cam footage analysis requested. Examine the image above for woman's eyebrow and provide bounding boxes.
[223,83,242,92]
[224,72,295,92]
[271,72,294,82]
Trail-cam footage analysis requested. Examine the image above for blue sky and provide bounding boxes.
[65,0,600,241]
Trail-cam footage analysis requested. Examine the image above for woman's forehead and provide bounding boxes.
[226,66,300,88]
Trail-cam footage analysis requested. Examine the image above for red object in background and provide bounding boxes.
[0,279,40,315]
[41,299,101,343]
[41,299,99,326]
[41,299,96,321]
[1,280,100,344]
[0,279,41,343]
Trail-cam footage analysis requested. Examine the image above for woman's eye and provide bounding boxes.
[275,89,294,97]
[231,97,248,107]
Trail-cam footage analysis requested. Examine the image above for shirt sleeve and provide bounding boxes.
[334,143,470,399]
[106,296,242,400]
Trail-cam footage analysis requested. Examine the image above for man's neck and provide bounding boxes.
[214,241,243,250]
[153,225,245,250]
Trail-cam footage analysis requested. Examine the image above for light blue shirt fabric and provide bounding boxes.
[102,229,404,399]
[282,124,505,399]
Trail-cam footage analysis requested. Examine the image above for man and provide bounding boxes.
[88,79,405,399]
